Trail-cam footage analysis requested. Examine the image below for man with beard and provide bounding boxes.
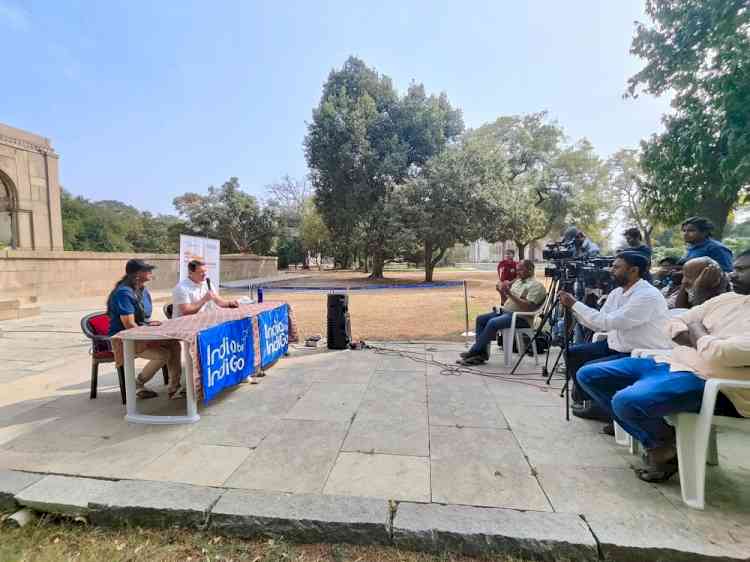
[576,249,750,483]
[558,252,672,421]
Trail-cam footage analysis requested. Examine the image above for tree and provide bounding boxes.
[628,0,750,237]
[468,113,564,258]
[173,177,277,254]
[305,56,463,277]
[605,149,659,247]
[299,201,331,268]
[265,175,311,230]
[399,146,486,281]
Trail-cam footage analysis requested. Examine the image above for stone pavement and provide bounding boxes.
[1,301,749,560]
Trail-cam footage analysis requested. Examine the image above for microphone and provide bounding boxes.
[206,278,212,292]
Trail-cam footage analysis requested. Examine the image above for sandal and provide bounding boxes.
[136,388,158,400]
[634,461,678,483]
[168,387,187,400]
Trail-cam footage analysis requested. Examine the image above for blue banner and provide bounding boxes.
[258,304,289,368]
[197,317,254,403]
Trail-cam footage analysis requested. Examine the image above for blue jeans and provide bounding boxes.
[469,311,529,355]
[566,340,630,403]
[577,357,706,449]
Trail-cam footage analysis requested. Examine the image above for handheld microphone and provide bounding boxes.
[206,278,212,292]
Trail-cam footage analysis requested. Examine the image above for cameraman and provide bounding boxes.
[558,251,671,420]
[572,230,600,260]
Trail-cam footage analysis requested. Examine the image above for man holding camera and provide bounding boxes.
[459,260,546,365]
[172,259,239,319]
[558,251,671,420]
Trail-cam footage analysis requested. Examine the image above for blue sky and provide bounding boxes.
[1,0,671,215]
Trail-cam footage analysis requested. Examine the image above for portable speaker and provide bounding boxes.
[327,293,351,349]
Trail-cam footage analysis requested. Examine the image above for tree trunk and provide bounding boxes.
[424,241,434,282]
[515,242,527,260]
[644,225,654,248]
[369,249,385,279]
[696,197,734,240]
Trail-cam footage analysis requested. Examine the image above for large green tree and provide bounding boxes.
[173,177,277,254]
[398,145,487,281]
[628,0,750,237]
[305,57,463,277]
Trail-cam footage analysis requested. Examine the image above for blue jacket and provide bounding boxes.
[682,239,734,272]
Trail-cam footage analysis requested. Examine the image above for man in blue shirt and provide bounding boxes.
[680,216,734,272]
[107,259,182,399]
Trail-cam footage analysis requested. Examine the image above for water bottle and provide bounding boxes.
[257,287,264,303]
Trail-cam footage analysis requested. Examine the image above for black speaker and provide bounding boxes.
[327,293,351,349]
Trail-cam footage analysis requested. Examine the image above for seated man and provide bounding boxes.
[653,256,682,299]
[459,260,546,365]
[671,256,730,309]
[577,249,750,482]
[558,252,672,420]
[108,259,182,399]
[680,216,734,272]
[172,259,239,318]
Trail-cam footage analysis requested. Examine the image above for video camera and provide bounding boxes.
[542,241,574,262]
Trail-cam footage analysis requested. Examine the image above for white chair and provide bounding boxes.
[500,309,542,367]
[667,379,750,509]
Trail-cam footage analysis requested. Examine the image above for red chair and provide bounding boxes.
[81,312,168,404]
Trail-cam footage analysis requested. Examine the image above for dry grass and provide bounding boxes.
[247,269,549,342]
[0,515,535,562]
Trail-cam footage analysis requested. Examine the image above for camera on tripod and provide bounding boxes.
[542,242,574,262]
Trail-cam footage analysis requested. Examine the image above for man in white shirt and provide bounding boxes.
[576,249,750,483]
[558,251,671,420]
[172,259,239,318]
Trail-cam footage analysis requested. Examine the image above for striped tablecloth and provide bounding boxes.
[112,301,299,399]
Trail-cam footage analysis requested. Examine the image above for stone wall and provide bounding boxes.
[0,250,277,302]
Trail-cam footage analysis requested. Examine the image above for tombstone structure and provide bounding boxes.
[0,122,63,250]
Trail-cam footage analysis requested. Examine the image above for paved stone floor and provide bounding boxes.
[1,299,749,558]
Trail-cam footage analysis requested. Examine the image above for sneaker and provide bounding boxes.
[460,354,488,366]
[459,351,474,359]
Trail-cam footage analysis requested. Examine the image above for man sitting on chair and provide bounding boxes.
[172,259,239,319]
[459,260,546,365]
[558,252,672,421]
[576,249,750,483]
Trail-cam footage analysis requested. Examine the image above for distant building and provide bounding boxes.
[0,123,64,250]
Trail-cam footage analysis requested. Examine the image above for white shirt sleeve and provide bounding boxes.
[572,291,660,333]
[172,283,191,305]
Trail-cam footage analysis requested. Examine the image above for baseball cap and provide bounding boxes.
[125,259,156,274]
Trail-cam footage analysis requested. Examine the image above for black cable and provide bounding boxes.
[364,344,564,391]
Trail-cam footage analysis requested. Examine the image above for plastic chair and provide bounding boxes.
[81,312,168,404]
[667,379,750,509]
[499,309,542,367]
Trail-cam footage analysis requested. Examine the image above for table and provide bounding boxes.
[112,302,297,425]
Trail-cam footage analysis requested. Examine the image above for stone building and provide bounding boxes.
[0,122,64,250]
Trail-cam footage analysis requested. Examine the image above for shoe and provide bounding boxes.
[460,351,473,359]
[460,354,488,366]
[571,400,611,423]
[601,422,615,436]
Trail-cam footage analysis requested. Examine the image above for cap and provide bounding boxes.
[125,259,156,274]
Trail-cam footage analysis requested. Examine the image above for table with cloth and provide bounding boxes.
[112,301,299,424]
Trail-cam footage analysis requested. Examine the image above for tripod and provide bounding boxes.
[509,271,578,420]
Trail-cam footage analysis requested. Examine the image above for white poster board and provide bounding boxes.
[179,235,221,289]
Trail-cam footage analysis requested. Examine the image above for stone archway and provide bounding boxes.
[0,171,17,248]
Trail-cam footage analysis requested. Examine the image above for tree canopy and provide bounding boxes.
[629,0,750,236]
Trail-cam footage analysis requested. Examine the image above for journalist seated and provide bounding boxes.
[654,256,682,301]
[576,249,750,483]
[172,259,239,319]
[459,260,546,366]
[558,252,672,420]
[108,259,182,400]
[670,256,730,309]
